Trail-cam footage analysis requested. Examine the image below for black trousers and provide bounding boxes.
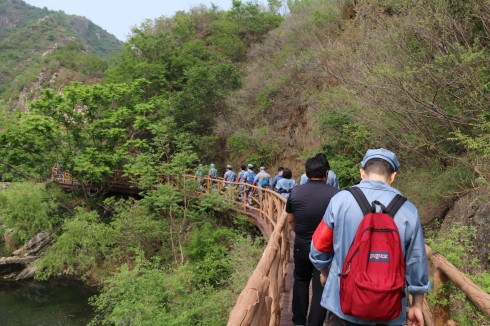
[292,237,326,326]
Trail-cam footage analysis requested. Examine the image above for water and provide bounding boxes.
[0,280,97,326]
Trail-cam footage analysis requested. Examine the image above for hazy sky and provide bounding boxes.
[22,0,242,41]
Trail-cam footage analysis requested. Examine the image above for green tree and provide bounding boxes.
[0,182,60,248]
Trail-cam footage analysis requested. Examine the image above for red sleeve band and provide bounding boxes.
[312,221,334,253]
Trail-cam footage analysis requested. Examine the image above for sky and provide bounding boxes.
[22,0,241,41]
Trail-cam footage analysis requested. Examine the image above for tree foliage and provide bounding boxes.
[0,182,60,248]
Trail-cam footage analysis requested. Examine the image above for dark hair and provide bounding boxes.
[282,168,292,179]
[315,153,330,171]
[305,156,327,179]
[241,165,246,170]
[363,158,394,177]
[278,166,284,172]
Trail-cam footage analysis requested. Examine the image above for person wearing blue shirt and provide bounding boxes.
[309,148,430,326]
[271,166,284,190]
[253,166,272,188]
[275,168,296,199]
[195,163,205,192]
[237,165,248,202]
[253,166,272,201]
[223,164,236,182]
[246,164,256,204]
[223,165,236,199]
[208,164,218,179]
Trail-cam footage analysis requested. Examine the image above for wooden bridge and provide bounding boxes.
[51,167,490,326]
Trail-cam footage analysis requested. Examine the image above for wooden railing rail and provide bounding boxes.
[424,245,490,326]
[184,175,290,325]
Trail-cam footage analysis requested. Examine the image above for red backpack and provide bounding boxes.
[339,187,407,321]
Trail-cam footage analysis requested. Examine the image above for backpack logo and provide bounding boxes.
[339,187,407,321]
[369,251,390,262]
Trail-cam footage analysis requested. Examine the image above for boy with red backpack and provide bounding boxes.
[309,148,430,326]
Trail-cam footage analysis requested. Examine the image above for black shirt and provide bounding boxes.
[286,179,339,240]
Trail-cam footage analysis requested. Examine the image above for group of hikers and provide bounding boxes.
[194,156,339,202]
[198,148,430,326]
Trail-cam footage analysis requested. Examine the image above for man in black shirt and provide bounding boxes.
[286,155,339,326]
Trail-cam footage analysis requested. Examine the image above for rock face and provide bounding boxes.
[12,230,51,257]
[0,256,37,278]
[439,187,490,272]
[0,230,51,280]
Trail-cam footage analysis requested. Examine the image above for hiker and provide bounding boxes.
[223,165,236,198]
[271,166,284,190]
[208,163,218,190]
[309,148,430,326]
[253,166,272,201]
[208,163,218,179]
[237,165,249,202]
[253,166,271,188]
[195,163,205,191]
[287,156,339,326]
[223,164,236,183]
[246,163,256,204]
[275,168,296,199]
[300,154,340,189]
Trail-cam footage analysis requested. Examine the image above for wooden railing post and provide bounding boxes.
[268,195,273,226]
[269,253,280,326]
[425,245,490,323]
[433,268,449,326]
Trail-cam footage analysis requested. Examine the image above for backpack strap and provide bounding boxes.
[346,187,373,216]
[385,194,407,218]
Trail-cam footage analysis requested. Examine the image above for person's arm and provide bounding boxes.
[407,293,424,326]
[405,208,431,326]
[320,268,329,287]
[310,203,335,278]
[287,213,295,231]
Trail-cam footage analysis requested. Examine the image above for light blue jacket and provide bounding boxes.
[208,168,218,179]
[309,179,431,325]
[275,178,296,198]
[271,172,283,190]
[224,170,236,182]
[254,171,271,188]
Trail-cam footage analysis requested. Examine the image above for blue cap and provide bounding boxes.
[247,163,253,168]
[361,148,400,171]
[259,166,265,170]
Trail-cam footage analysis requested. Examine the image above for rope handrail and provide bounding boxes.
[51,167,490,325]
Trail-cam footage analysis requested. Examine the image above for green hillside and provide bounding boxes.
[0,0,122,110]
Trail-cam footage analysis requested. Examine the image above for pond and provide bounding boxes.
[0,280,97,326]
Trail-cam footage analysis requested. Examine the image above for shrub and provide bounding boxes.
[0,182,59,248]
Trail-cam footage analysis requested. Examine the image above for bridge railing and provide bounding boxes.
[51,168,490,325]
[423,245,490,326]
[190,177,490,326]
[184,175,289,325]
